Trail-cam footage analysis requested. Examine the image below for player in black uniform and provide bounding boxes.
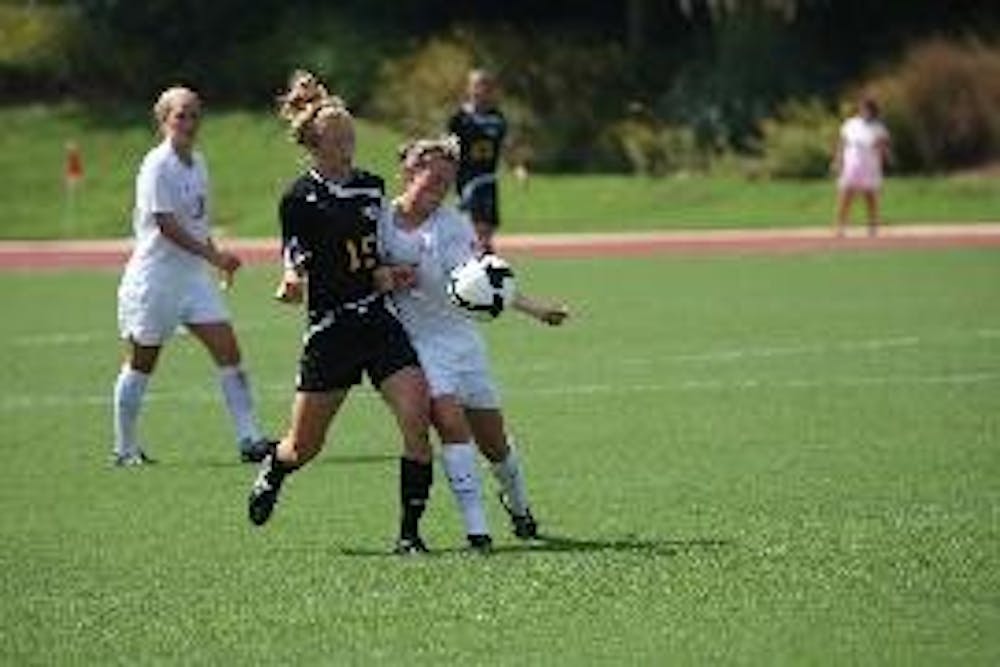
[447,69,507,251]
[247,71,434,555]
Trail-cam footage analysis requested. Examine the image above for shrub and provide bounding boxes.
[369,36,475,137]
[757,99,840,179]
[862,40,1000,172]
[609,116,707,176]
[0,4,79,98]
[368,27,630,172]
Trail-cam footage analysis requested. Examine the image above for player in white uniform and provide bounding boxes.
[832,97,891,237]
[380,135,569,546]
[112,86,273,466]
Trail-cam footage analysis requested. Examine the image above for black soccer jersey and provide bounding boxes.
[448,105,507,190]
[279,169,385,321]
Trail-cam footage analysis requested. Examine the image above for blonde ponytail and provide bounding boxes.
[277,70,351,148]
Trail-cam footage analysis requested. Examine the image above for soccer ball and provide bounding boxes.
[446,254,517,321]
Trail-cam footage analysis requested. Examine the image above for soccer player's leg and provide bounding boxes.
[862,189,881,237]
[113,282,176,466]
[432,393,492,553]
[113,341,160,466]
[370,322,434,554]
[249,329,354,526]
[185,276,275,462]
[248,389,346,526]
[834,186,855,238]
[467,405,539,540]
[377,365,435,554]
[470,184,499,253]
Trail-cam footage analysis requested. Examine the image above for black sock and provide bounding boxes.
[400,457,432,539]
[268,452,299,483]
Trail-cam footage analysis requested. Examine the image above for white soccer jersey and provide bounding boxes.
[122,140,212,286]
[380,204,500,408]
[380,205,479,341]
[839,116,889,190]
[117,141,228,345]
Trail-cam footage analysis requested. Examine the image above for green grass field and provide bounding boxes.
[1,249,998,664]
[1,105,998,239]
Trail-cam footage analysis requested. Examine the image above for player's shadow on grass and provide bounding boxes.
[339,533,732,558]
[497,534,731,556]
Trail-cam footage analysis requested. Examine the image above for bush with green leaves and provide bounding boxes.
[756,99,840,179]
[609,116,708,176]
[369,28,629,172]
[0,4,78,97]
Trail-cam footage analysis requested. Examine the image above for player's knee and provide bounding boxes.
[213,341,241,367]
[432,409,471,444]
[477,436,508,463]
[399,403,429,440]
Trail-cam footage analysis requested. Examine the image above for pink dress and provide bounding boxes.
[837,116,889,191]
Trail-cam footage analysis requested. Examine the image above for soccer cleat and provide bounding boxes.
[239,437,277,463]
[393,535,429,555]
[467,534,493,554]
[112,450,157,467]
[498,492,539,539]
[247,452,286,526]
[510,512,539,540]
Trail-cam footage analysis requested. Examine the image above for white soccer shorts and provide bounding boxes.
[415,339,500,410]
[118,271,230,346]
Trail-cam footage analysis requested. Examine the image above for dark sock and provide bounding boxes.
[267,451,299,484]
[400,457,432,538]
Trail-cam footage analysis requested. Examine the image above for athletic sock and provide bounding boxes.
[266,450,298,483]
[491,441,531,516]
[217,365,263,446]
[399,457,433,539]
[113,366,150,457]
[442,443,489,537]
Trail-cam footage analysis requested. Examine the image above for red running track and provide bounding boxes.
[0,224,998,271]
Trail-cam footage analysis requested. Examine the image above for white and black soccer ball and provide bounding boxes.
[446,254,517,321]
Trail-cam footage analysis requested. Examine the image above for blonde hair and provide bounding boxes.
[153,86,200,125]
[398,134,461,171]
[468,68,495,87]
[277,69,351,148]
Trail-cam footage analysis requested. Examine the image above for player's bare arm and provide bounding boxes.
[512,293,570,326]
[274,267,304,304]
[154,212,240,273]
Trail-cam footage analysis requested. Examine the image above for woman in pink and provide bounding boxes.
[832,98,891,237]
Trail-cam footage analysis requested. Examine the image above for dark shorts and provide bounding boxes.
[297,306,420,392]
[459,180,499,228]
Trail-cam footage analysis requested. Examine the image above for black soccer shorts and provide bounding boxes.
[296,306,420,392]
[460,180,499,228]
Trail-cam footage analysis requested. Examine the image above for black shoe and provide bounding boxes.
[111,449,157,467]
[511,512,539,539]
[467,534,493,554]
[393,535,429,555]
[499,492,539,539]
[247,452,286,526]
[239,438,277,463]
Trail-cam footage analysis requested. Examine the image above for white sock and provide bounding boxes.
[113,366,149,457]
[442,442,489,537]
[491,441,531,516]
[218,365,262,446]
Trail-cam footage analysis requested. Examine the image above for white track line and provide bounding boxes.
[3,371,998,412]
[12,328,998,357]
[517,331,1000,372]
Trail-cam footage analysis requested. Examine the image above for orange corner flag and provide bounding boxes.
[65,141,84,186]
